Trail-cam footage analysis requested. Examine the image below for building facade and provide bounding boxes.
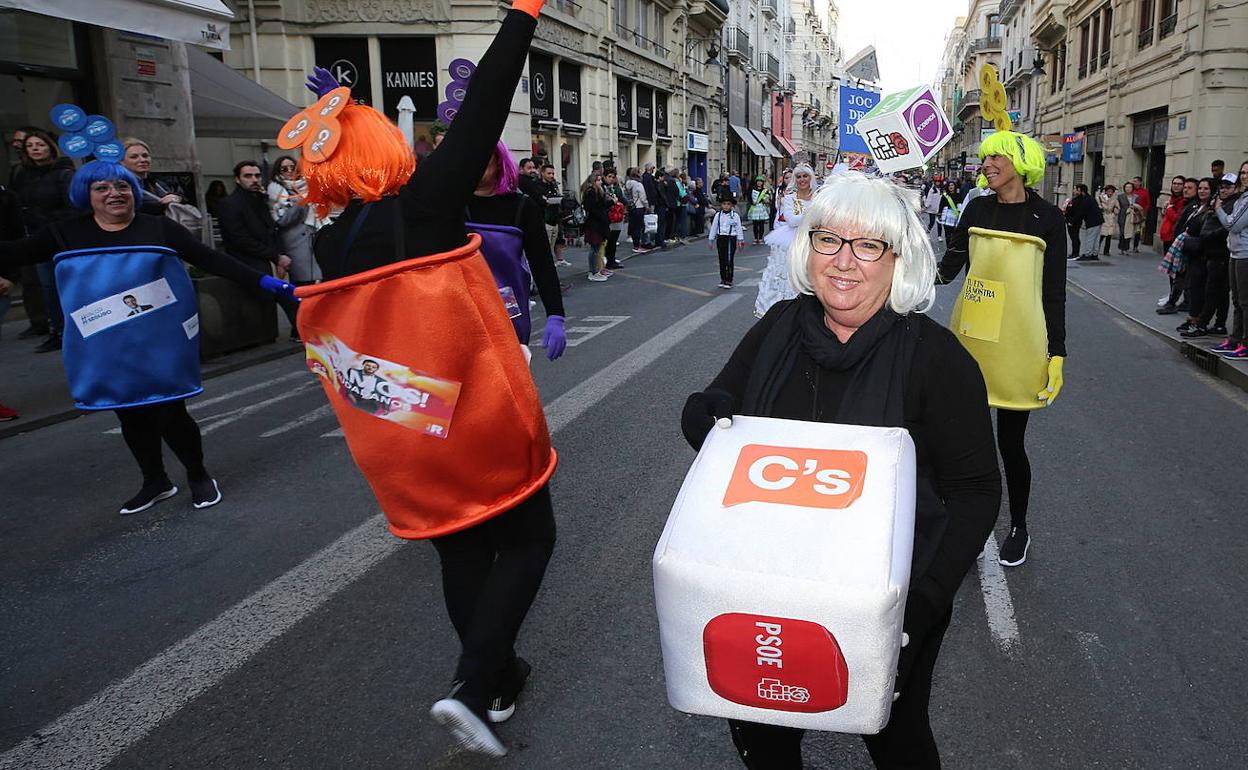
[948,0,1003,175]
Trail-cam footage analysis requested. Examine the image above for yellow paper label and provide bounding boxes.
[958,278,1006,343]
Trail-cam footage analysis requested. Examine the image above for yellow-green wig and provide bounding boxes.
[977,131,1046,188]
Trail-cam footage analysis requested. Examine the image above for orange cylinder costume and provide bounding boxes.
[295,235,556,539]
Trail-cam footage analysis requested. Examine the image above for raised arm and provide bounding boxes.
[405,2,542,219]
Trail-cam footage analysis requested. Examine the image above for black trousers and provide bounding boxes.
[628,207,645,246]
[605,230,622,265]
[1198,256,1230,328]
[1186,256,1209,321]
[728,610,953,770]
[430,483,556,703]
[752,220,767,241]
[114,400,208,485]
[717,235,738,284]
[996,409,1031,529]
[655,204,669,243]
[1066,224,1080,258]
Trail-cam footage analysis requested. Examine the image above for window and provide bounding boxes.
[614,0,627,33]
[1138,0,1155,48]
[1078,20,1089,78]
[1089,13,1100,73]
[1058,44,1067,90]
[987,13,1001,39]
[689,106,707,131]
[1159,0,1178,38]
[1100,7,1112,66]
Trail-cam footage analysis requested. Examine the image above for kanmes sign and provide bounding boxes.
[380,37,438,121]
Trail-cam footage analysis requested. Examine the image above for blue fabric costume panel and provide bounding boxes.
[54,245,203,410]
[467,221,532,344]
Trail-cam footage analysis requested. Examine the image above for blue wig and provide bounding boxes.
[69,161,144,210]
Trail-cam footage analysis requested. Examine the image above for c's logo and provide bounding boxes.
[723,445,867,509]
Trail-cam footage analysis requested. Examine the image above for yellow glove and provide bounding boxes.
[1037,356,1064,406]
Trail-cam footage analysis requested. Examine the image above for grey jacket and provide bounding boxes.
[1215,193,1248,257]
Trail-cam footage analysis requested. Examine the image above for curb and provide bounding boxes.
[0,344,304,442]
[1068,279,1248,394]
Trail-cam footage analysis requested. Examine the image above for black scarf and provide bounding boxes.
[742,295,919,427]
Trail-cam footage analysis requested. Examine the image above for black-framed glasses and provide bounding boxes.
[89,182,133,195]
[808,229,890,261]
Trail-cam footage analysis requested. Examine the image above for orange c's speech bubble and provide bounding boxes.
[722,444,868,509]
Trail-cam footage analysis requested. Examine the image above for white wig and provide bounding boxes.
[787,172,937,315]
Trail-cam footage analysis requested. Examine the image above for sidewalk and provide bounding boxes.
[0,314,304,440]
[1066,248,1248,391]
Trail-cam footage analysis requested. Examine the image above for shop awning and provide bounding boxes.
[773,135,801,157]
[1,0,233,50]
[750,128,783,158]
[730,124,771,158]
[188,46,299,138]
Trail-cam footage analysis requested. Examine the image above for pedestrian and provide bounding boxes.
[295,0,557,755]
[689,178,709,237]
[755,163,814,318]
[939,130,1068,569]
[682,171,999,770]
[1098,184,1120,255]
[771,169,791,231]
[672,169,690,241]
[536,164,570,266]
[1131,176,1152,252]
[1176,178,1219,336]
[1116,182,1143,255]
[1068,184,1104,261]
[517,156,542,200]
[937,180,960,237]
[1157,176,1192,314]
[746,176,771,245]
[1214,160,1248,359]
[580,172,612,281]
[216,160,299,334]
[658,169,679,245]
[1180,175,1234,338]
[727,169,741,202]
[12,128,74,353]
[624,166,649,251]
[466,140,567,353]
[602,167,627,269]
[121,138,183,216]
[707,195,744,289]
[922,184,941,238]
[0,160,294,513]
[266,156,322,312]
[1211,159,1225,180]
[641,163,659,246]
[204,180,228,219]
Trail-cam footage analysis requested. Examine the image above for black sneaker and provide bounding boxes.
[1180,326,1208,338]
[1075,254,1099,261]
[190,477,222,509]
[430,683,506,757]
[1155,304,1178,315]
[488,657,531,724]
[999,526,1030,567]
[119,481,179,515]
[1176,321,1192,332]
[1176,302,1189,312]
[34,335,62,353]
[1209,325,1228,336]
[18,325,48,340]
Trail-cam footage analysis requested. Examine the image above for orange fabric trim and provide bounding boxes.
[511,0,544,19]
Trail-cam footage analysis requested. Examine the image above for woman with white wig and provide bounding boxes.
[682,172,1001,770]
[754,163,816,317]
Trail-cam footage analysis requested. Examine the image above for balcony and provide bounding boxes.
[726,26,751,62]
[957,88,981,119]
[761,0,778,19]
[1032,0,1069,40]
[969,36,1002,54]
[999,0,1020,21]
[1138,26,1154,49]
[615,24,670,59]
[1159,12,1177,38]
[1099,50,1109,68]
[765,53,781,83]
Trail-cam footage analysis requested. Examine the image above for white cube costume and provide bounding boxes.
[653,415,916,734]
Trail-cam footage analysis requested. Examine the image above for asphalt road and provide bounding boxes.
[2,237,1246,769]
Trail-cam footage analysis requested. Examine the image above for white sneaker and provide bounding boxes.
[587,272,608,282]
[718,282,731,289]
[430,690,507,757]
[554,259,571,267]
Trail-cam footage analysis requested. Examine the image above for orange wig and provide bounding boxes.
[300,104,415,217]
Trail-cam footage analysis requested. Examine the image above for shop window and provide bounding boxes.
[0,11,77,70]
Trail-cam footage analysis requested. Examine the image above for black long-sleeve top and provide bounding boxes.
[700,309,1001,632]
[466,192,565,317]
[938,190,1068,357]
[0,213,265,288]
[315,9,538,280]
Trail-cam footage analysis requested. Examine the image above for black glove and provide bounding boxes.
[680,388,735,451]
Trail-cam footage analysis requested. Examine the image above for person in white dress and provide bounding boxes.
[755,163,816,318]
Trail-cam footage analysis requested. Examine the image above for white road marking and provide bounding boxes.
[260,404,333,438]
[2,292,743,770]
[103,370,309,434]
[321,426,344,438]
[534,315,631,348]
[198,381,321,435]
[977,534,1021,654]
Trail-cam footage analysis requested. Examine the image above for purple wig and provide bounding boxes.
[491,140,520,195]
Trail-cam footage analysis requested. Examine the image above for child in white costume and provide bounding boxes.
[754,163,816,318]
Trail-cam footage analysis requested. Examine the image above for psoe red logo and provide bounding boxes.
[703,613,849,713]
[722,445,868,509]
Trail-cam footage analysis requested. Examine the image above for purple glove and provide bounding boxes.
[259,274,299,301]
[305,66,341,98]
[542,315,566,361]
